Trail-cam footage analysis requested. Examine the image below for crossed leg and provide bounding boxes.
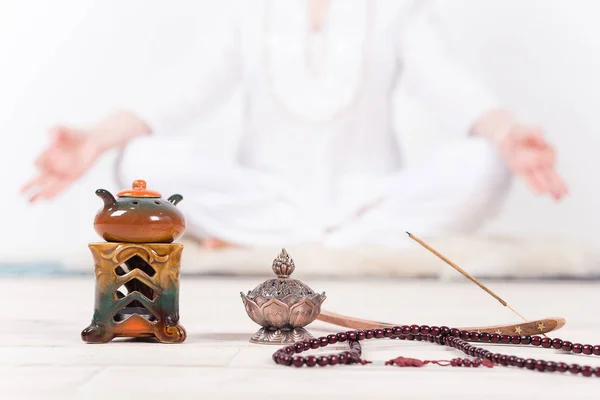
[115,136,512,249]
[114,136,318,247]
[322,137,513,248]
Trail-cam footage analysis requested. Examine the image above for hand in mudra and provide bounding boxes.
[497,125,568,200]
[21,126,103,202]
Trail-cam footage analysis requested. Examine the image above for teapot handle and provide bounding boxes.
[167,194,183,206]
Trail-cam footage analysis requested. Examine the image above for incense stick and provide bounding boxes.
[406,231,531,325]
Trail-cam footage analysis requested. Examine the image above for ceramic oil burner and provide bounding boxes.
[241,249,326,344]
[94,179,185,243]
[82,179,186,344]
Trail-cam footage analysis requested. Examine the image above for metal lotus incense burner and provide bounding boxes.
[241,249,326,344]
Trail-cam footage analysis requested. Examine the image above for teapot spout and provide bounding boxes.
[95,189,116,208]
[167,194,183,206]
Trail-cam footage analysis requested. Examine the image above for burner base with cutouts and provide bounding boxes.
[81,242,186,344]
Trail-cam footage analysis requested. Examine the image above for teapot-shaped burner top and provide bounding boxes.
[94,179,185,243]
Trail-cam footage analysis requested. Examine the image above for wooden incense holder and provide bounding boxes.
[317,310,565,336]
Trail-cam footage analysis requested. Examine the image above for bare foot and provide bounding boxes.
[200,238,233,249]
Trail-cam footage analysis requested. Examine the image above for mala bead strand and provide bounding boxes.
[272,325,600,377]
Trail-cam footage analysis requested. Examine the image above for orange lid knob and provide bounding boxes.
[132,179,146,190]
[117,179,162,198]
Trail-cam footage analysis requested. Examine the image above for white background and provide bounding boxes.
[0,0,598,262]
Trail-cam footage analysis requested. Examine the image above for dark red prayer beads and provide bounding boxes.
[272,324,600,378]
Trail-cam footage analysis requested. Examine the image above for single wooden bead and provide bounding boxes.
[450,328,460,337]
[392,326,402,336]
[490,334,501,343]
[581,365,594,377]
[356,331,366,341]
[535,360,546,372]
[294,343,304,353]
[541,337,552,348]
[500,335,511,344]
[593,367,600,377]
[401,325,411,335]
[460,331,471,340]
[383,328,393,338]
[310,339,320,349]
[510,335,521,345]
[319,337,329,347]
[520,335,532,345]
[479,333,491,342]
[317,356,329,367]
[337,332,348,342]
[410,325,421,334]
[329,355,339,365]
[582,344,593,355]
[280,355,293,366]
[561,341,573,352]
[524,359,536,370]
[430,326,441,336]
[593,345,600,356]
[569,364,581,374]
[346,331,357,341]
[556,362,569,372]
[545,361,557,372]
[514,358,525,368]
[374,329,384,339]
[531,336,542,346]
[365,330,374,339]
[551,338,563,349]
[572,343,583,354]
[305,356,318,367]
[292,356,305,367]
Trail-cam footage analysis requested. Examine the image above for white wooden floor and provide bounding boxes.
[2,276,600,399]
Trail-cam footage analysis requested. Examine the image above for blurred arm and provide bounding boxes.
[394,3,568,200]
[395,2,514,142]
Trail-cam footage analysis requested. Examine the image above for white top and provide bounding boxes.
[128,0,498,240]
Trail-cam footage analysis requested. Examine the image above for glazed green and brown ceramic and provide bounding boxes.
[94,179,185,243]
[81,242,186,344]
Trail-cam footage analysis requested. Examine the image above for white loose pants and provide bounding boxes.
[115,136,512,249]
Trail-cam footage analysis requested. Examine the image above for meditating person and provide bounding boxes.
[21,0,567,249]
